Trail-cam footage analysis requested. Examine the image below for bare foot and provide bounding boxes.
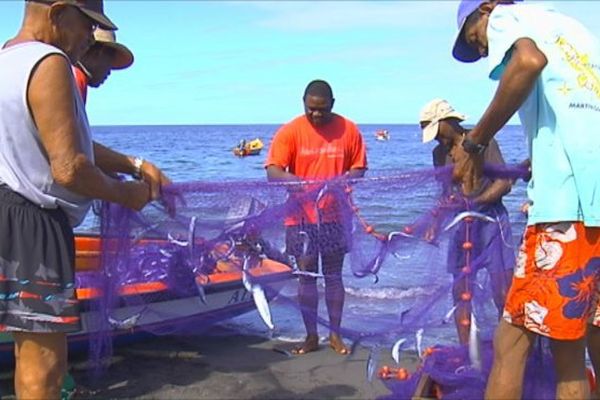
[329,333,350,355]
[291,334,319,355]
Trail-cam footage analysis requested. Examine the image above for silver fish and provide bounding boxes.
[241,255,274,330]
[241,256,252,292]
[167,232,188,247]
[391,252,410,261]
[213,237,236,261]
[158,249,174,258]
[444,211,496,232]
[292,270,324,278]
[251,285,274,330]
[442,305,458,324]
[370,254,384,275]
[415,328,424,360]
[188,216,197,259]
[366,347,380,382]
[391,338,407,364]
[469,313,481,370]
[387,231,414,242]
[315,184,329,206]
[299,230,310,257]
[314,184,330,227]
[108,311,144,330]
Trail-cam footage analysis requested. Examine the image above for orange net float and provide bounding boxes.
[460,292,472,301]
[423,347,436,357]
[377,366,411,381]
[462,241,473,250]
[396,368,409,380]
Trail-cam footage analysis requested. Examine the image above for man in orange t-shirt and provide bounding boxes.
[265,80,367,355]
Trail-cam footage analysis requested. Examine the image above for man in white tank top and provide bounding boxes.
[0,1,171,398]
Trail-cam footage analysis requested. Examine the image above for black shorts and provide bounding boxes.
[285,222,350,259]
[0,185,80,333]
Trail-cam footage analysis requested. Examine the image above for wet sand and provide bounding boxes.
[0,327,419,399]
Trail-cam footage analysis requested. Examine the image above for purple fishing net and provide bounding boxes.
[75,163,552,397]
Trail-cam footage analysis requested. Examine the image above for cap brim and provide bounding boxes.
[79,8,117,30]
[445,111,467,122]
[452,21,481,63]
[99,42,134,69]
[422,121,439,143]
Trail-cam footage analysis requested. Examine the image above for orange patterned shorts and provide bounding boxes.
[503,222,600,340]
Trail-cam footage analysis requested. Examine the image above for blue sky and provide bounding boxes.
[2,1,600,125]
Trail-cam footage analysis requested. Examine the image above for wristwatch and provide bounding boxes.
[132,156,144,180]
[462,137,488,155]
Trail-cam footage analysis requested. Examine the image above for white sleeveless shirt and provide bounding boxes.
[0,42,94,226]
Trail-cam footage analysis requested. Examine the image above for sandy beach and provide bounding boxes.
[0,326,419,399]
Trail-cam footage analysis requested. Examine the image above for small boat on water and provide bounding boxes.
[375,130,390,141]
[233,138,264,157]
[0,234,292,364]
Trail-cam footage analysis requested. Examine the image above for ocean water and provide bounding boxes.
[83,123,530,345]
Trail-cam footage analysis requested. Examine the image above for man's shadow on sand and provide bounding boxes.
[72,329,360,399]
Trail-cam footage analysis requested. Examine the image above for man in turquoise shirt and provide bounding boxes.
[451,0,600,398]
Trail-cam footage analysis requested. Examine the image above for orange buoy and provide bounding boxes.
[403,226,413,234]
[365,225,374,234]
[396,368,409,380]
[462,241,473,250]
[461,266,472,274]
[460,292,472,301]
[460,318,470,327]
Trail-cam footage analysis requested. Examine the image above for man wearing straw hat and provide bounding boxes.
[419,98,514,346]
[74,27,134,103]
[0,1,170,398]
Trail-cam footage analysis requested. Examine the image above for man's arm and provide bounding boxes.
[93,142,171,200]
[473,139,512,204]
[28,54,149,210]
[472,178,511,205]
[345,168,366,179]
[266,165,300,182]
[468,38,547,145]
[455,38,547,194]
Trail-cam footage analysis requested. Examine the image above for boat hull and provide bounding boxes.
[0,235,292,365]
